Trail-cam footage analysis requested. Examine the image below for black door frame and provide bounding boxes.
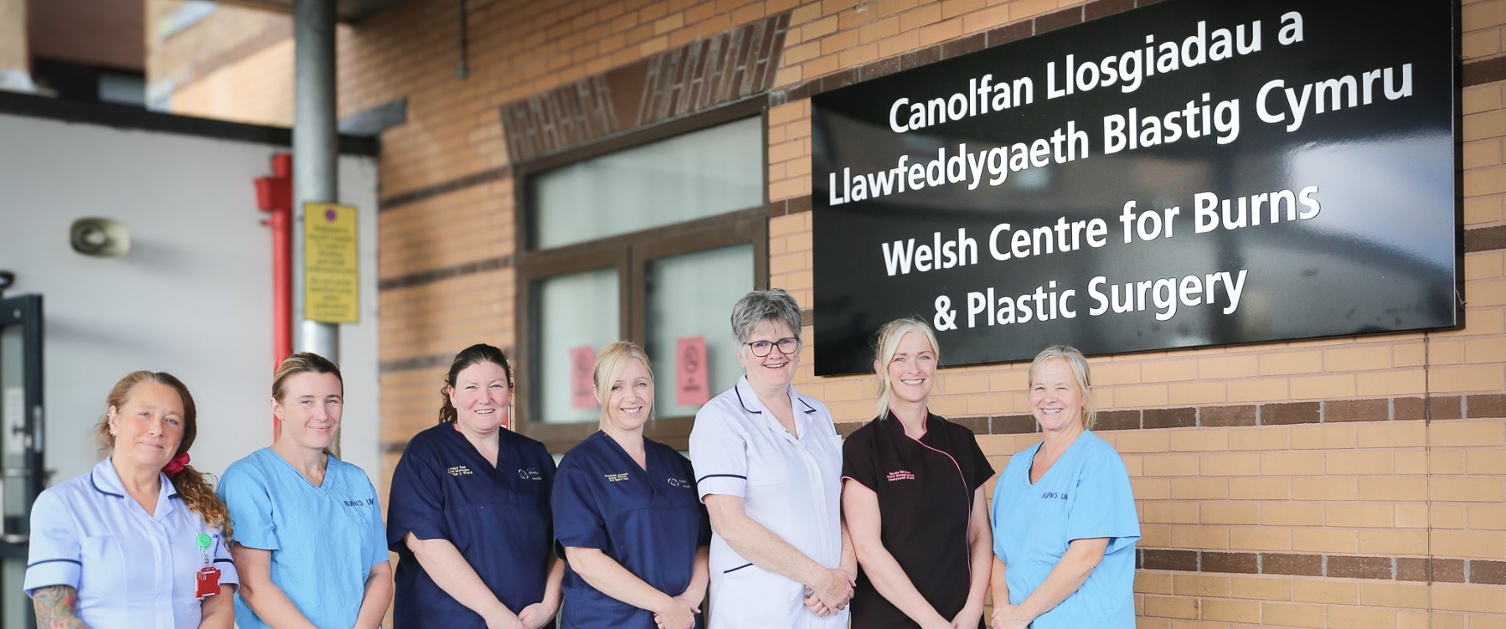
[0,294,44,629]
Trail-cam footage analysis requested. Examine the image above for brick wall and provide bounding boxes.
[146,0,294,121]
[0,0,25,75]
[169,36,294,126]
[158,0,1506,625]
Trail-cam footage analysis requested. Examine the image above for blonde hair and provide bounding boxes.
[593,341,654,430]
[271,352,343,455]
[873,318,940,418]
[96,371,232,539]
[1029,345,1096,430]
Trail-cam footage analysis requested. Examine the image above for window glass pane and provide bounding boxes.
[536,268,619,424]
[532,117,762,249]
[645,244,754,418]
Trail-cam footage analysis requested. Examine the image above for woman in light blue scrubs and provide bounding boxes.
[989,345,1139,629]
[553,342,710,629]
[219,352,392,629]
[26,371,237,629]
[388,343,563,628]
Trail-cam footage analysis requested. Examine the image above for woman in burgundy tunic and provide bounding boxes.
[841,318,995,629]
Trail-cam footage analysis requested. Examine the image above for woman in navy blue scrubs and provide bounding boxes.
[552,341,711,629]
[387,344,563,628]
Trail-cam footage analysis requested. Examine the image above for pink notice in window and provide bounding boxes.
[676,336,710,406]
[570,345,596,409]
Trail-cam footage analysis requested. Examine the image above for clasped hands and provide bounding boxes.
[803,567,855,617]
[483,600,555,629]
[651,588,701,629]
[989,603,1032,629]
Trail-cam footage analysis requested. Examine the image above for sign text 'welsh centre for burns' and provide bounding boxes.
[811,0,1457,375]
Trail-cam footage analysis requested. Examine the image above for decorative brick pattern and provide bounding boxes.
[1465,56,1506,87]
[378,167,511,212]
[377,256,512,291]
[1134,549,1506,584]
[1469,393,1506,418]
[500,13,790,163]
[1263,553,1323,577]
[837,395,1502,436]
[1327,555,1395,580]
[1144,407,1198,430]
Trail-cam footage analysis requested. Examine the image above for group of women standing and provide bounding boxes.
[23,288,1139,629]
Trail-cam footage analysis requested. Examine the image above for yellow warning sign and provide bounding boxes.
[304,203,359,323]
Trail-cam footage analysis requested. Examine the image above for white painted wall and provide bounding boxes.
[0,111,381,487]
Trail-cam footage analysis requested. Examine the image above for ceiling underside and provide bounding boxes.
[216,0,407,23]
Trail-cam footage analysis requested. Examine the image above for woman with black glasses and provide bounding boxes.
[688,289,855,629]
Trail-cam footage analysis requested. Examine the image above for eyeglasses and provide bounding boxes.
[745,337,800,357]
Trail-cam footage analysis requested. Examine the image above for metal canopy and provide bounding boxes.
[216,0,405,23]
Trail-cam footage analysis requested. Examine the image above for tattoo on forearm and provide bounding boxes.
[32,585,88,629]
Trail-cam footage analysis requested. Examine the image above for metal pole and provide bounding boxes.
[292,0,339,364]
[292,0,341,455]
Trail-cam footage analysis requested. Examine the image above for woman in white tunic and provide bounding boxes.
[689,289,855,629]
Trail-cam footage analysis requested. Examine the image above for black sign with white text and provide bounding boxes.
[811,0,1457,375]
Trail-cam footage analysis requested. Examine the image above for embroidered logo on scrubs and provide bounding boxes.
[1041,492,1068,501]
[886,470,916,482]
[666,477,690,488]
[517,467,543,480]
[343,498,375,507]
[604,472,630,482]
[447,465,473,476]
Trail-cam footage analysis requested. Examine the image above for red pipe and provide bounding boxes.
[268,205,292,366]
[256,153,294,439]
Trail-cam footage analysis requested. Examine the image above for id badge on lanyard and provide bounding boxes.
[194,532,222,599]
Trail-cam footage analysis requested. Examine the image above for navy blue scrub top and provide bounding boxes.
[552,431,711,629]
[387,423,557,629]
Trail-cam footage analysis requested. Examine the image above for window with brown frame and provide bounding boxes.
[514,103,769,453]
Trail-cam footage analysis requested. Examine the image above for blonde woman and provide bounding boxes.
[552,341,710,629]
[842,318,994,629]
[989,346,1139,629]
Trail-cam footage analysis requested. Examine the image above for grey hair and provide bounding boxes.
[730,289,803,355]
[1029,344,1096,430]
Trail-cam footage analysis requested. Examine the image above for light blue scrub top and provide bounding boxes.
[218,448,388,629]
[991,431,1139,629]
[25,458,239,629]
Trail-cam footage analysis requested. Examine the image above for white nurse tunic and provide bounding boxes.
[689,376,848,629]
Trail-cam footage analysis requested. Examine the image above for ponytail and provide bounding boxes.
[171,466,234,540]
